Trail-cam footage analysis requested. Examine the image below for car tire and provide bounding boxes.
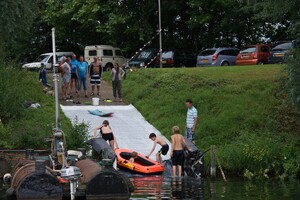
[105,63,113,71]
[257,61,264,65]
[221,61,229,66]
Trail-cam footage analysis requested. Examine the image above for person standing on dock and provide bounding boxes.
[170,126,191,177]
[185,98,198,144]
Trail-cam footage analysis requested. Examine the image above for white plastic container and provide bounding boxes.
[92,98,99,106]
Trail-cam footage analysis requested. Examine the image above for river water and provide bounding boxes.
[1,175,299,199]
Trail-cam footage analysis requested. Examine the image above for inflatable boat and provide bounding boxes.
[115,148,164,174]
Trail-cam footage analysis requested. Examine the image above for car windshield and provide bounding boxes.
[240,47,256,53]
[162,51,174,58]
[137,50,153,59]
[35,55,50,62]
[272,42,293,50]
[199,50,216,56]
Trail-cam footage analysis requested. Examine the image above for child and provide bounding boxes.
[170,126,191,177]
[129,151,138,163]
[147,133,169,163]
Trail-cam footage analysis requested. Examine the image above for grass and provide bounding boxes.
[0,68,74,149]
[104,64,300,177]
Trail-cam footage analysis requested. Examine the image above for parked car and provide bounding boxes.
[127,49,159,68]
[197,47,240,67]
[268,40,297,64]
[155,49,197,67]
[84,45,127,71]
[236,44,271,65]
[22,52,73,71]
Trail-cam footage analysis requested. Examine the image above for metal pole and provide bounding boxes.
[52,28,60,129]
[158,0,162,68]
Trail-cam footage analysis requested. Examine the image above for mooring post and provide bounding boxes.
[210,145,216,178]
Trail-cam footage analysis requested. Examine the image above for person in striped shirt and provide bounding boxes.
[185,98,198,144]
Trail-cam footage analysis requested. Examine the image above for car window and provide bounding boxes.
[35,55,50,62]
[272,42,293,50]
[260,46,270,53]
[103,50,113,56]
[199,50,216,56]
[137,50,154,59]
[219,50,229,55]
[89,50,97,56]
[115,50,123,56]
[162,51,174,59]
[240,47,256,53]
[226,49,239,56]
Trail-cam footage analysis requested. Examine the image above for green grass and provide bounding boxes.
[0,68,74,149]
[105,65,300,177]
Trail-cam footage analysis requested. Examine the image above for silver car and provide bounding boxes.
[197,47,239,66]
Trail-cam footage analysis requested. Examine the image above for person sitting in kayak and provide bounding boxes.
[129,151,138,163]
[93,120,119,150]
[146,133,169,163]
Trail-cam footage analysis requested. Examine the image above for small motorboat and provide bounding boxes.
[115,148,164,174]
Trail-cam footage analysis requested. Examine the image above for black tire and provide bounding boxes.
[221,61,229,66]
[105,63,113,71]
[257,61,264,65]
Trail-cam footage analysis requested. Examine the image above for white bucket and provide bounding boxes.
[92,98,99,106]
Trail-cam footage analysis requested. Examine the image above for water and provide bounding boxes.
[129,175,300,200]
[1,175,299,199]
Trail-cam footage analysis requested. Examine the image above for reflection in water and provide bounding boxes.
[130,175,204,199]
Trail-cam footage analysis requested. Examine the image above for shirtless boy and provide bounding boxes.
[170,126,191,177]
[147,133,169,163]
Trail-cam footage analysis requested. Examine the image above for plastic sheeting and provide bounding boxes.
[61,104,171,161]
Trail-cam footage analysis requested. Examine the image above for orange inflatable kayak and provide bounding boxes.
[115,148,164,174]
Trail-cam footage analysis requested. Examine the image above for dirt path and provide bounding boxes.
[47,73,126,106]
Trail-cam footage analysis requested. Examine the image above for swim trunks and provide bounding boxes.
[159,144,169,155]
[171,150,184,166]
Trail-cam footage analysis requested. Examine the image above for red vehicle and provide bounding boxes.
[236,44,271,65]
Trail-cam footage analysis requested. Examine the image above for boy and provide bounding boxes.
[170,126,191,177]
[147,133,169,163]
[129,151,138,163]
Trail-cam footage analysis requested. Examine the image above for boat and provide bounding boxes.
[115,148,164,174]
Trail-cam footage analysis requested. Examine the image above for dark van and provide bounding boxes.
[155,49,197,67]
[127,49,158,68]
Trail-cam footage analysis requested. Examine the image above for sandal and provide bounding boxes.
[90,92,94,96]
[85,95,88,98]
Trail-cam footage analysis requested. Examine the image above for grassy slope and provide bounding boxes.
[0,71,73,149]
[112,65,299,177]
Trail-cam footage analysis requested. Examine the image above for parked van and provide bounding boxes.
[197,47,240,66]
[22,52,73,70]
[155,49,197,67]
[84,45,127,71]
[127,49,159,68]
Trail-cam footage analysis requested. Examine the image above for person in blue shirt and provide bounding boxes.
[70,54,79,95]
[76,56,89,101]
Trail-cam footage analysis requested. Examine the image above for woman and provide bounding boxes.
[93,120,119,150]
[111,63,125,102]
[61,57,71,99]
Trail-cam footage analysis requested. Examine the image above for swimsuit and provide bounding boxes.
[159,144,169,155]
[101,132,114,141]
[172,150,184,166]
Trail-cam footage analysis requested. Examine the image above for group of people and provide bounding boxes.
[93,98,198,177]
[59,54,125,103]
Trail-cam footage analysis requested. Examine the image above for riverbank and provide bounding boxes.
[106,65,300,178]
[1,65,299,178]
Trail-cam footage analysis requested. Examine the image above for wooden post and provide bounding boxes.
[210,145,216,178]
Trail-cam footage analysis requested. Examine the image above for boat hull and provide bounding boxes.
[115,148,164,174]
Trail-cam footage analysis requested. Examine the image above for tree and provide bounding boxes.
[0,0,38,62]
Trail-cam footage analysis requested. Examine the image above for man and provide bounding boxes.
[185,98,198,144]
[76,56,89,103]
[70,54,79,95]
[89,56,102,96]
